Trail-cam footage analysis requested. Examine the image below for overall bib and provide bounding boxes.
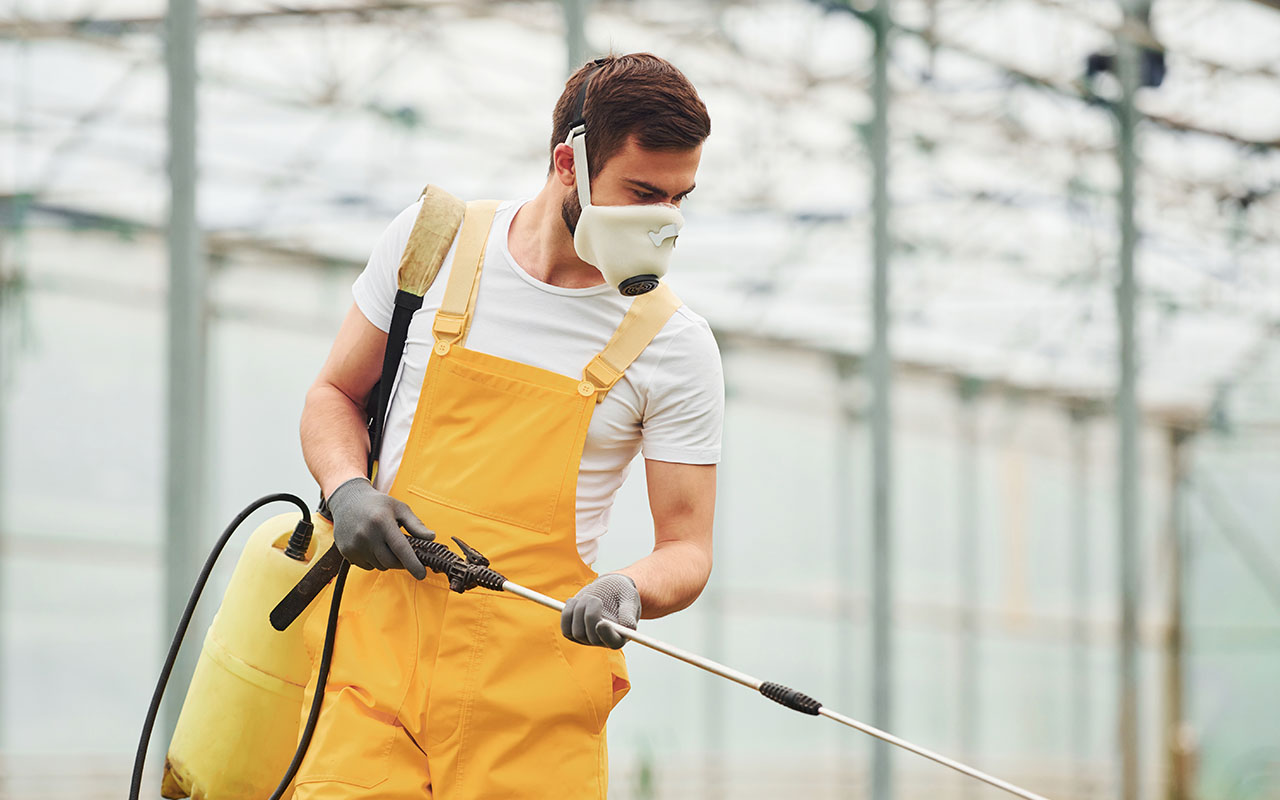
[293,201,681,799]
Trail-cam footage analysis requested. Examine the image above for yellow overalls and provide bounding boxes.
[293,200,681,799]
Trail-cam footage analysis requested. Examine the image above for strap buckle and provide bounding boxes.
[583,355,623,403]
[432,312,467,344]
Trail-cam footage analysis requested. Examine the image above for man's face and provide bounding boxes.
[561,134,702,236]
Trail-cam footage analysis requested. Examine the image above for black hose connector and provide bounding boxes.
[283,519,315,561]
[760,681,822,716]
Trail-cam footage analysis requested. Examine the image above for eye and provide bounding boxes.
[634,189,659,202]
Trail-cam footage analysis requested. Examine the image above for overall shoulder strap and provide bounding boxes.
[583,282,682,403]
[432,199,502,348]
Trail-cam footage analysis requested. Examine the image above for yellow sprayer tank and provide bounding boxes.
[161,512,333,800]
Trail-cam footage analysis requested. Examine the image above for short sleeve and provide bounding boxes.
[351,199,422,333]
[640,315,725,464]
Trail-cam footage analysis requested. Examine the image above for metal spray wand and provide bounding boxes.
[385,536,1055,800]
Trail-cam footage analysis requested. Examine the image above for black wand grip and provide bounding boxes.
[760,681,822,715]
[408,537,506,593]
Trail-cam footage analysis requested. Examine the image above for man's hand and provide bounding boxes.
[327,477,432,579]
[561,574,642,649]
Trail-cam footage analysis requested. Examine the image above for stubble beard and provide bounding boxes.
[561,190,582,238]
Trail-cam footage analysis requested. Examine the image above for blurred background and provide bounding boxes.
[2,0,1279,798]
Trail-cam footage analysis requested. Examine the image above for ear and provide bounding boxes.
[552,142,577,188]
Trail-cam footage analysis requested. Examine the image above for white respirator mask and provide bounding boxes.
[565,64,685,296]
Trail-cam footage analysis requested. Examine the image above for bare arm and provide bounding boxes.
[300,302,388,498]
[614,459,716,619]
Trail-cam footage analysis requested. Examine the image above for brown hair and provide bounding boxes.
[549,53,711,178]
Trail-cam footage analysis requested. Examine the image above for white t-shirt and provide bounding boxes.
[352,198,724,564]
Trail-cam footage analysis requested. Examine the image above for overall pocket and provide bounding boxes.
[552,628,631,734]
[295,570,416,790]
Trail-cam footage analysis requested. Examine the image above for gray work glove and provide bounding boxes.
[327,476,432,579]
[561,574,641,649]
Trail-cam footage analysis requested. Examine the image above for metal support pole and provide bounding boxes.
[163,0,206,750]
[1070,406,1094,798]
[1114,3,1144,798]
[836,356,859,795]
[0,23,34,756]
[563,0,588,74]
[702,346,737,799]
[868,2,894,799]
[0,255,6,764]
[702,567,726,799]
[957,379,981,800]
[703,413,729,800]
[1163,429,1190,800]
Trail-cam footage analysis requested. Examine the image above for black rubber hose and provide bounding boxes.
[129,493,311,800]
[268,559,349,799]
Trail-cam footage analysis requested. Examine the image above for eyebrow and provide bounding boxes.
[625,178,696,198]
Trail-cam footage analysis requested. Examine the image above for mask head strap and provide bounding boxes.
[565,58,607,209]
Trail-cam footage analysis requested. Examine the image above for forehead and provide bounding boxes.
[598,135,702,185]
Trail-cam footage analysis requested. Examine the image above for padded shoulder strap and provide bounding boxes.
[397,184,466,296]
[583,282,682,402]
[367,185,466,481]
[432,199,502,347]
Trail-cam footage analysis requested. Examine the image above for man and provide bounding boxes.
[295,53,722,798]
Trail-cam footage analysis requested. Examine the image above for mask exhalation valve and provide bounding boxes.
[620,274,660,295]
